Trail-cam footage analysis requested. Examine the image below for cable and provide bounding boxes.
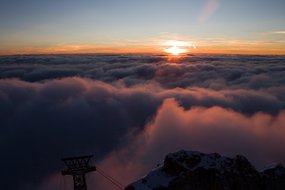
[96,167,125,190]
[97,170,124,189]
[96,167,125,188]
[97,167,125,187]
[96,168,125,189]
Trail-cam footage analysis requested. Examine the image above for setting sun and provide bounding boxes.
[165,45,187,55]
[163,40,195,55]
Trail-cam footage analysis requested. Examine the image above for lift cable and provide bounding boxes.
[96,167,125,190]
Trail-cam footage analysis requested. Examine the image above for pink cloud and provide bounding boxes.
[92,98,285,189]
[198,0,220,22]
[3,77,284,190]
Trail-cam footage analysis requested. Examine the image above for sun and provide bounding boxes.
[165,45,187,56]
[163,41,192,56]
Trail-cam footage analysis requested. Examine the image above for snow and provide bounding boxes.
[129,150,250,189]
[262,163,281,171]
[130,166,174,190]
[129,150,234,189]
[128,150,285,190]
[166,150,233,173]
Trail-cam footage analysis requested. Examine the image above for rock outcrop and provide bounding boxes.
[126,150,285,190]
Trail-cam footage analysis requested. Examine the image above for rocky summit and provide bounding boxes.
[126,150,285,190]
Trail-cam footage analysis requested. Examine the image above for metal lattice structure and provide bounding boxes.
[61,155,96,190]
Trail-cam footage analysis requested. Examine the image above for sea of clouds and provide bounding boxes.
[0,54,285,190]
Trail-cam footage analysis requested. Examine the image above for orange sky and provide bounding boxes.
[1,40,285,56]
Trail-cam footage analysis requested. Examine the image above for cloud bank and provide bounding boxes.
[0,54,285,190]
[1,54,285,90]
[92,98,285,189]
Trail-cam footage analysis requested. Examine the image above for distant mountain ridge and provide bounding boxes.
[126,150,285,190]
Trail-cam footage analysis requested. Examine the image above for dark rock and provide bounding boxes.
[262,164,285,190]
[126,150,285,190]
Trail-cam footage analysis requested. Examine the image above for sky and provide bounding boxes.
[1,0,285,55]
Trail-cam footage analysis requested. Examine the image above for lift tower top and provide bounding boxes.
[61,155,96,190]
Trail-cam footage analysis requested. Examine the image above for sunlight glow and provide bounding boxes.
[165,45,187,56]
[163,40,196,56]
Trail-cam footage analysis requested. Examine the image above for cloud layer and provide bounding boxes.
[92,98,285,190]
[1,54,285,89]
[0,54,285,190]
